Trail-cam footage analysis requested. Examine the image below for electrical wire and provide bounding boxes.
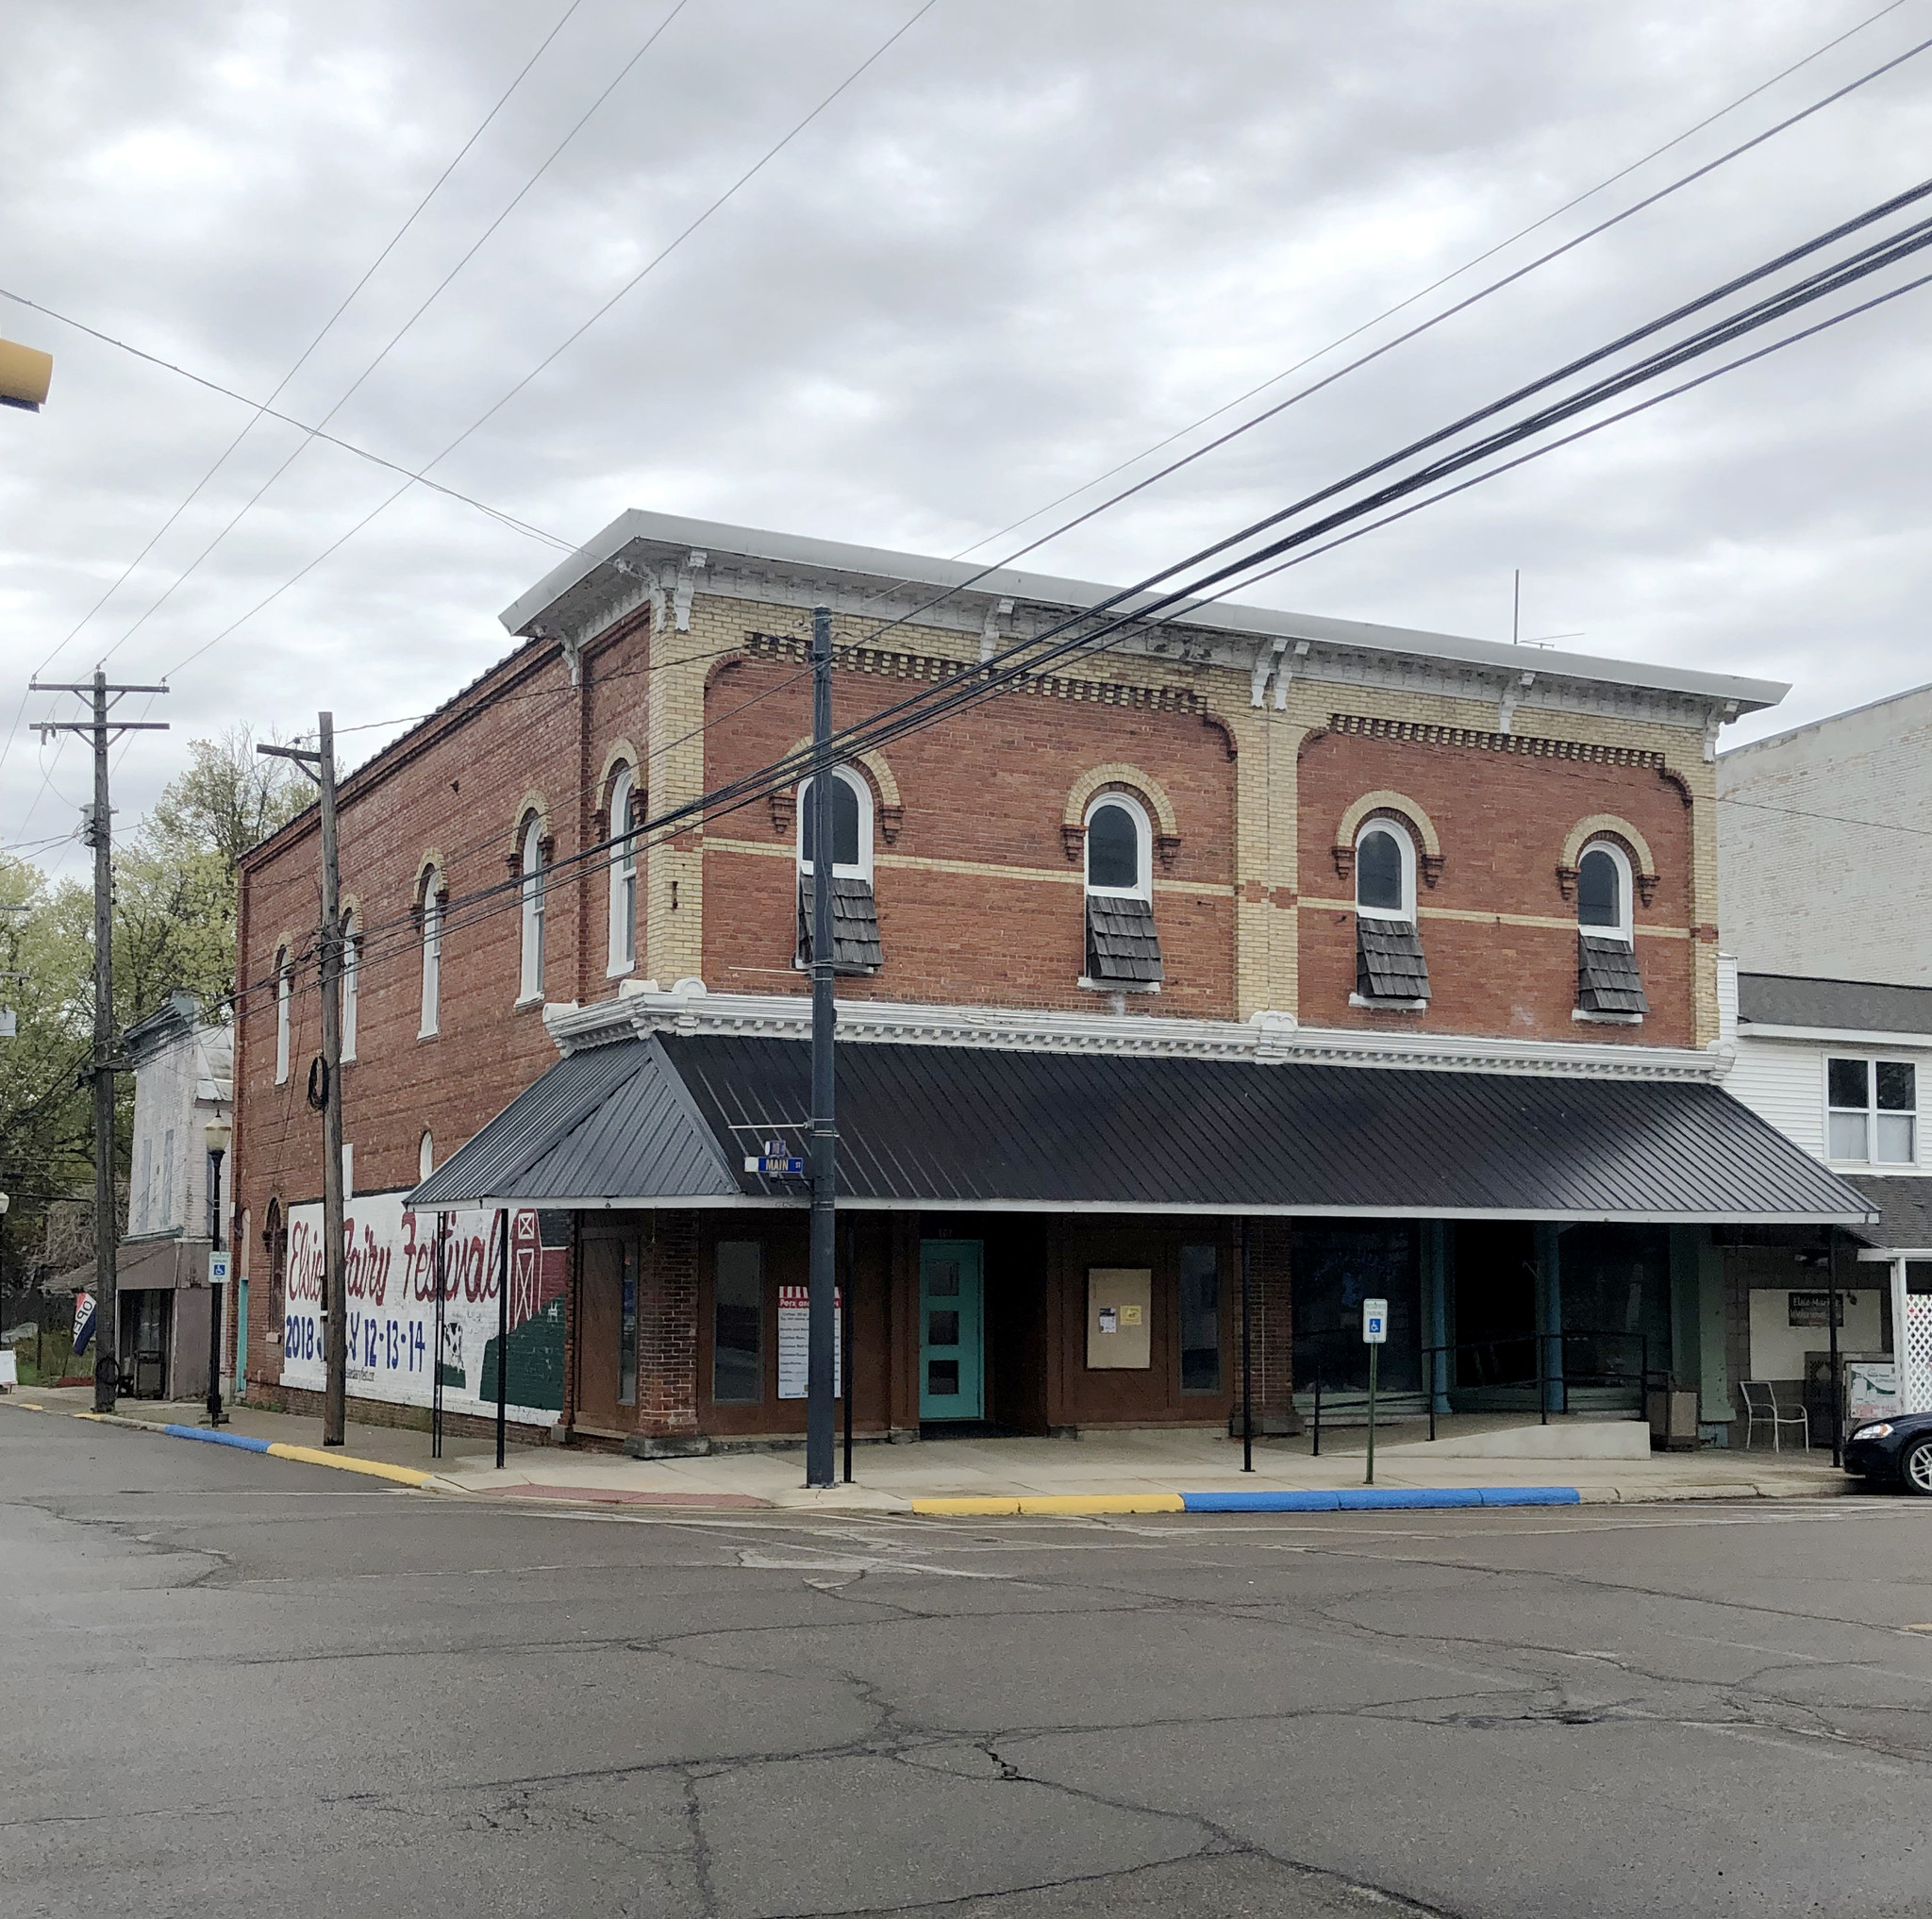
[90,0,695,675]
[0,0,591,811]
[948,0,1919,564]
[232,196,1932,1037]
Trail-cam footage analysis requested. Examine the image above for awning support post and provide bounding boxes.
[1240,1219,1254,1474]
[1828,1225,1843,1468]
[807,606,838,1491]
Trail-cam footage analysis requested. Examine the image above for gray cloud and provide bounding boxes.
[4,0,1929,873]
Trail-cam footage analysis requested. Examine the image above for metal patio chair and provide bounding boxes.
[1738,1379,1810,1452]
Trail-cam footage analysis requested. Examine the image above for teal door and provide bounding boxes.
[234,1278,248,1402]
[920,1241,984,1421]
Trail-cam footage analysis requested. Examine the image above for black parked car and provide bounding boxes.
[1843,1410,1932,1493]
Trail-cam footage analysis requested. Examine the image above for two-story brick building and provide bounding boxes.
[231,510,1870,1453]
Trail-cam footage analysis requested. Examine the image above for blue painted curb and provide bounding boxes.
[161,1424,273,1453]
[1179,1486,1579,1513]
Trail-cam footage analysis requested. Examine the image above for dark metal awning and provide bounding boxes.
[408,1033,1875,1226]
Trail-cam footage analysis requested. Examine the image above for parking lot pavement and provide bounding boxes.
[6,1406,1931,1918]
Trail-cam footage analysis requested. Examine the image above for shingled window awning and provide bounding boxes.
[1086,894,1164,986]
[798,875,882,975]
[1357,918,1430,1003]
[1578,935,1648,1015]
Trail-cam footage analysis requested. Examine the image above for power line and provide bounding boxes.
[948,0,1919,565]
[231,187,1932,1033]
[90,0,694,675]
[0,0,591,815]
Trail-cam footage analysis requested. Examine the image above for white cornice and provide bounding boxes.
[542,984,1730,1082]
[1738,1023,1932,1050]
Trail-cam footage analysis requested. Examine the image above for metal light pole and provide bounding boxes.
[204,1118,229,1427]
[806,606,838,1490]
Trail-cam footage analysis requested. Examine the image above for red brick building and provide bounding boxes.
[229,511,1868,1451]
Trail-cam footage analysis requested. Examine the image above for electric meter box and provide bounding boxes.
[1087,1268,1153,1369]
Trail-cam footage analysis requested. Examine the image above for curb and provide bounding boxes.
[8,1400,433,1489]
[911,1486,1584,1517]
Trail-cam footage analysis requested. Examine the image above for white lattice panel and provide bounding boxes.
[1903,1295,1932,1414]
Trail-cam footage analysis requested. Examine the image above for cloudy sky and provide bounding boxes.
[4,0,1928,876]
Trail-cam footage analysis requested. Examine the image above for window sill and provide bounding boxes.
[417,1026,440,1042]
[1077,976,1160,993]
[1573,1009,1643,1025]
[606,960,636,981]
[1349,993,1426,1013]
[513,992,544,1011]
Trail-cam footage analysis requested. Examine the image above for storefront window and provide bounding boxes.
[1179,1244,1221,1393]
[713,1242,763,1402]
[1292,1223,1421,1393]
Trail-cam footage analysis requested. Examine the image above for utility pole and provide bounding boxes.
[259,718,346,1445]
[31,671,168,1411]
[806,606,837,1489]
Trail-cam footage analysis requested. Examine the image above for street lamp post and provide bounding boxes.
[205,1118,230,1428]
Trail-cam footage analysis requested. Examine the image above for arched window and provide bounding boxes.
[795,766,881,974]
[275,946,291,1085]
[797,766,871,878]
[519,815,546,1002]
[1085,793,1151,900]
[419,870,442,1038]
[1354,819,1416,921]
[608,764,638,976]
[1574,838,1646,1018]
[418,1129,434,1181]
[1081,792,1162,988]
[1576,841,1632,943]
[340,909,359,1062]
[264,1197,287,1334]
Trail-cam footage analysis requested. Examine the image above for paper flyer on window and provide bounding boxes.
[776,1283,841,1400]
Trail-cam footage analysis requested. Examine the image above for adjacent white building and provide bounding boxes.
[1716,686,1932,1431]
[53,991,233,1399]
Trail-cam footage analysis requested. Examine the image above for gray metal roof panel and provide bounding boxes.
[670,1035,1872,1222]
[500,508,1788,711]
[1738,974,1932,1036]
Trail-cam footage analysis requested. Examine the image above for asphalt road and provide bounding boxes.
[6,1410,1932,1918]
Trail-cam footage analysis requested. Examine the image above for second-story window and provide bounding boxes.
[340,909,359,1061]
[796,766,881,974]
[1353,818,1429,1007]
[1575,839,1646,1019]
[519,814,546,1003]
[275,945,292,1084]
[608,765,638,976]
[419,871,442,1038]
[1082,793,1162,989]
[1827,1058,1917,1164]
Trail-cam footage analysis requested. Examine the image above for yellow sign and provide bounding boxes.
[0,338,53,411]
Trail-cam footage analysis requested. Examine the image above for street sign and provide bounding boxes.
[209,1251,231,1285]
[1362,1297,1389,1344]
[743,1154,807,1176]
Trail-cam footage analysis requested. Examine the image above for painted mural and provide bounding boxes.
[281,1192,567,1425]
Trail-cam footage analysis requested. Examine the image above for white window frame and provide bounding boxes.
[518,816,546,1005]
[419,876,442,1039]
[418,1129,434,1181]
[340,910,359,1061]
[1825,1054,1919,1167]
[1576,840,1634,945]
[607,765,638,977]
[1083,792,1152,903]
[275,948,291,1084]
[1354,818,1417,922]
[796,766,874,881]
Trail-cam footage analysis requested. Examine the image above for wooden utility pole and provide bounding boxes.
[32,671,169,1411]
[259,717,346,1445]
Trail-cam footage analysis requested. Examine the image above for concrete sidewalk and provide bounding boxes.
[5,1387,1856,1510]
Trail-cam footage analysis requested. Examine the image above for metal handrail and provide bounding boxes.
[1301,1324,1671,1455]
